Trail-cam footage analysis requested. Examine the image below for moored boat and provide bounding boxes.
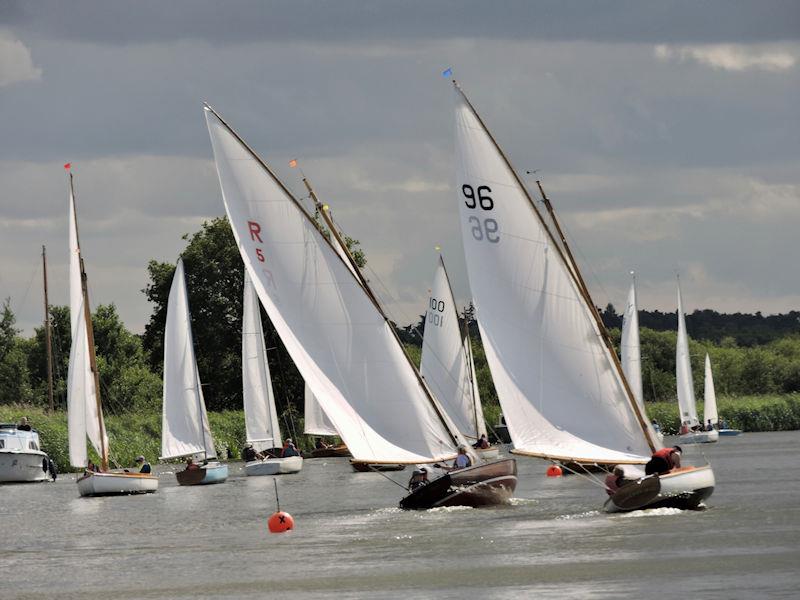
[0,424,53,483]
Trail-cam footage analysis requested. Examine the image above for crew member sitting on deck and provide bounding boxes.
[472,434,490,449]
[185,457,200,470]
[135,455,151,474]
[281,439,300,458]
[452,446,472,470]
[315,437,330,450]
[408,467,429,491]
[16,416,32,431]
[242,443,262,462]
[605,465,629,496]
[644,446,682,475]
[651,419,662,435]
[706,419,714,431]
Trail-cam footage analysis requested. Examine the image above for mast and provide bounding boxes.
[69,173,110,471]
[42,245,54,413]
[454,82,656,453]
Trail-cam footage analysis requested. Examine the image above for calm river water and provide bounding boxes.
[2,431,799,599]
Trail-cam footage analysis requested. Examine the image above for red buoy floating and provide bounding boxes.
[546,464,563,477]
[268,511,294,533]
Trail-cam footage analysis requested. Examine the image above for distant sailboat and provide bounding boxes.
[205,104,516,508]
[67,171,158,496]
[241,269,303,475]
[451,80,713,511]
[420,256,496,458]
[676,278,718,444]
[304,385,351,458]
[704,354,741,436]
[161,258,228,485]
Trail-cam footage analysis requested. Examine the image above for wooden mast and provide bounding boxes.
[69,173,110,471]
[454,82,657,453]
[42,245,55,413]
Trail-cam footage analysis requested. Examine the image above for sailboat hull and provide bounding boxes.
[399,458,517,510]
[604,464,715,512]
[77,470,159,497]
[176,462,228,486]
[245,455,303,476]
[351,461,406,472]
[307,444,351,458]
[679,430,719,444]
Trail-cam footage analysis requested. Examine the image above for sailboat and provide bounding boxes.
[161,258,228,485]
[204,104,516,509]
[304,386,351,458]
[420,255,497,459]
[67,171,158,496]
[676,278,718,444]
[620,274,663,441]
[451,80,713,511]
[241,269,303,476]
[704,354,741,436]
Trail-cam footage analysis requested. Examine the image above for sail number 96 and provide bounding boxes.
[462,185,499,243]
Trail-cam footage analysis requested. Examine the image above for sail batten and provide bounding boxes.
[454,84,653,463]
[204,106,459,464]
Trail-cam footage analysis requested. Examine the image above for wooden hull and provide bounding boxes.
[245,455,303,476]
[0,451,51,483]
[399,458,517,510]
[307,444,351,458]
[77,470,158,497]
[604,465,715,513]
[351,461,406,472]
[679,430,719,444]
[176,462,228,486]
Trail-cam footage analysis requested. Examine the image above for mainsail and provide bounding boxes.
[620,275,645,409]
[204,105,461,464]
[303,384,339,437]
[703,353,718,427]
[453,83,655,464]
[161,258,216,460]
[66,177,105,469]
[676,278,699,427]
[420,256,486,440]
[242,268,283,451]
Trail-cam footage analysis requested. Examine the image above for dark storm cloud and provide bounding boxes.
[4,0,799,46]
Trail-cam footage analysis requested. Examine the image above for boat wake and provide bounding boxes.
[617,507,686,518]
[556,510,601,520]
[509,497,538,506]
[424,505,474,514]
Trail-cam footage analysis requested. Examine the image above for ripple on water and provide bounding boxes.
[556,510,601,520]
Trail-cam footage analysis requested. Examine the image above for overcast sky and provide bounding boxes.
[1,1,798,335]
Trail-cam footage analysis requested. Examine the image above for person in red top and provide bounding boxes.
[645,445,682,475]
[605,465,629,496]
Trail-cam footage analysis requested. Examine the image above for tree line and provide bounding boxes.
[1,217,798,415]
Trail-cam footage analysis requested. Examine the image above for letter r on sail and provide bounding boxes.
[247,221,263,243]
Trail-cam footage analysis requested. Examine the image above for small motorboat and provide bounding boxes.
[175,460,228,486]
[0,424,55,483]
[351,461,406,472]
[399,458,517,510]
[77,470,159,497]
[245,455,303,476]
[307,444,351,459]
[604,465,715,513]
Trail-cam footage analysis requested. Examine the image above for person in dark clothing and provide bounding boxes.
[242,443,262,462]
[472,434,490,449]
[644,446,682,475]
[605,465,629,496]
[16,417,32,431]
[281,439,300,458]
[315,437,330,450]
[135,455,152,474]
[706,419,714,432]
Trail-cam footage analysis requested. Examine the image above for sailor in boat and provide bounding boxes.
[314,437,331,450]
[435,445,473,472]
[281,439,300,458]
[135,456,152,474]
[604,466,631,496]
[651,419,662,435]
[705,419,714,432]
[16,417,32,431]
[184,456,201,471]
[472,434,490,450]
[408,467,429,491]
[644,445,682,475]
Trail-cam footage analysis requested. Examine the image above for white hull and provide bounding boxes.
[245,455,303,476]
[77,470,159,497]
[477,446,500,460]
[605,465,715,512]
[679,430,719,444]
[0,451,50,483]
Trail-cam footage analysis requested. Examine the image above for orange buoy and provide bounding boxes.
[546,464,563,477]
[268,511,294,533]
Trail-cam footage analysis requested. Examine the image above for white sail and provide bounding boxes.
[161,259,215,460]
[243,268,283,450]
[420,256,486,440]
[620,276,644,409]
[703,353,718,427]
[205,106,460,464]
[454,85,654,464]
[464,332,487,440]
[676,279,699,427]
[303,384,339,436]
[66,186,103,468]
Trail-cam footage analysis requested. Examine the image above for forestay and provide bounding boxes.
[704,354,718,426]
[66,187,103,468]
[676,279,699,427]
[205,106,459,464]
[621,277,644,409]
[454,85,653,463]
[303,384,339,437]
[161,259,215,460]
[420,256,486,440]
[243,269,283,450]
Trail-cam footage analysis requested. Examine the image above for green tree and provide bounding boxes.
[0,300,34,405]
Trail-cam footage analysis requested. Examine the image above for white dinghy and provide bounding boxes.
[161,259,228,486]
[242,269,303,476]
[205,106,515,508]
[676,279,718,444]
[420,256,497,460]
[451,80,713,511]
[66,172,158,497]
